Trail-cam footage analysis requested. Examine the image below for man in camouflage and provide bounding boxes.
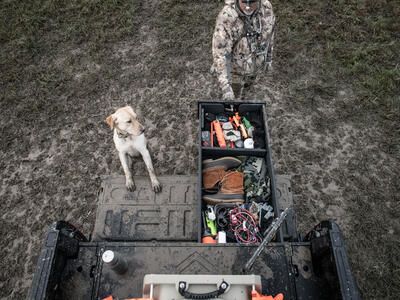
[212,0,275,100]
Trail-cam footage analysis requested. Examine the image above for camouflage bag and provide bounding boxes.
[242,157,271,202]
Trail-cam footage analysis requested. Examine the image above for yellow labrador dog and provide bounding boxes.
[106,106,162,193]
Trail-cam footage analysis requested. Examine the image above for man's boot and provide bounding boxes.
[203,171,244,204]
[202,157,241,190]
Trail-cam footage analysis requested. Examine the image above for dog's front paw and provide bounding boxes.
[126,179,136,192]
[152,179,162,193]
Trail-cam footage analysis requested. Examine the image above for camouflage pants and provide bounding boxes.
[231,74,256,100]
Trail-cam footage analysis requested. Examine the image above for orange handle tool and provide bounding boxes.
[213,120,226,148]
[235,112,241,122]
[239,124,248,139]
[231,115,240,127]
[231,115,248,139]
[229,117,238,130]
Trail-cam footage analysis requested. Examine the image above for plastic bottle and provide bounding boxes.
[217,231,227,244]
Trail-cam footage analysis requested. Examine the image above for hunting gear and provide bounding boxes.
[242,156,271,203]
[212,0,275,100]
[202,156,271,205]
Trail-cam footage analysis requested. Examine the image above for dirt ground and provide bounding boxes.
[1,0,399,299]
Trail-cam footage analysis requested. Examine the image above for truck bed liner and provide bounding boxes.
[93,176,198,241]
[58,242,330,299]
[92,175,295,242]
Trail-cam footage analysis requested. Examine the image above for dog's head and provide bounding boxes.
[105,106,145,136]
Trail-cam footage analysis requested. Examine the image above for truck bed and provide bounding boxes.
[58,242,331,299]
[29,176,359,300]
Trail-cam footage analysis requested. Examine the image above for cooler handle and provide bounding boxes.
[178,280,229,299]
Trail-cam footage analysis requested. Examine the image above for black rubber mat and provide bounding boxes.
[92,175,294,242]
[92,175,198,241]
[96,243,292,299]
[276,175,298,241]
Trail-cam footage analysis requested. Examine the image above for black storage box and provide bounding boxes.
[198,101,282,243]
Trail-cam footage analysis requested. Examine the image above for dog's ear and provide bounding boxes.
[124,106,137,119]
[105,114,115,129]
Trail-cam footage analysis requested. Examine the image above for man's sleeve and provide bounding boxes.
[212,9,235,97]
[267,28,274,63]
[264,1,275,63]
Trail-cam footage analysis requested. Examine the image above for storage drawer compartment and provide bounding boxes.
[200,102,268,151]
[198,101,281,244]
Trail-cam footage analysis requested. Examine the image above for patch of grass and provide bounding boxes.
[146,0,219,80]
[0,0,140,52]
[0,0,142,127]
[275,1,400,297]
[275,0,400,116]
[275,0,400,161]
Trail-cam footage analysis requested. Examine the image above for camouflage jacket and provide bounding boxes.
[212,0,275,93]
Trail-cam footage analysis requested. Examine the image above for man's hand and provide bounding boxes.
[222,84,235,100]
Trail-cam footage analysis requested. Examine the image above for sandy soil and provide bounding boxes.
[0,0,399,299]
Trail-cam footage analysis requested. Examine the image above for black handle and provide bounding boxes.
[178,280,229,299]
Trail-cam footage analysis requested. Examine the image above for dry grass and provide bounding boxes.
[274,0,400,297]
[275,0,400,152]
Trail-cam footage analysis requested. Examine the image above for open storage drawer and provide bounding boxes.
[198,101,282,243]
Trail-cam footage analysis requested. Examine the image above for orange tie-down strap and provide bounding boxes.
[102,297,152,300]
[252,290,284,300]
[103,291,283,300]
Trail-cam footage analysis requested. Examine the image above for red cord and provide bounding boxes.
[229,207,261,245]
